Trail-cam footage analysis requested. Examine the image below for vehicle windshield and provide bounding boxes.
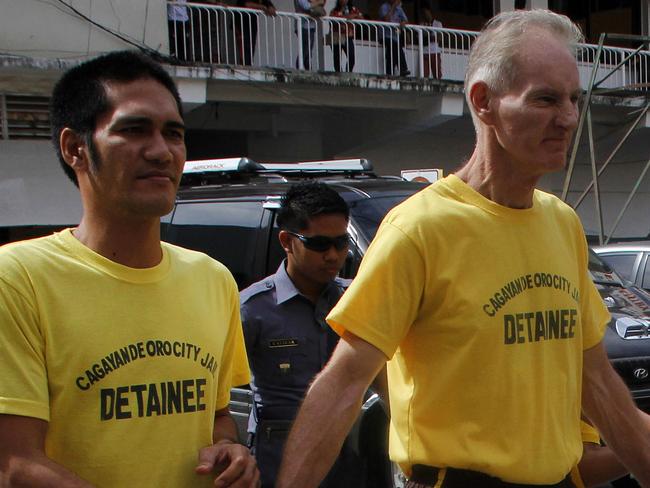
[347,192,419,241]
[589,248,625,286]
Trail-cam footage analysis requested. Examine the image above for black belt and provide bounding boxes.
[256,404,298,421]
[409,465,575,488]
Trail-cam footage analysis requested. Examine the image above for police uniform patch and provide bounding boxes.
[268,338,299,348]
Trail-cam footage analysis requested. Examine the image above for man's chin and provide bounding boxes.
[126,198,176,219]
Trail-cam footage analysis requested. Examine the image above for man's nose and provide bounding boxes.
[144,131,173,164]
[557,100,579,132]
[322,245,341,261]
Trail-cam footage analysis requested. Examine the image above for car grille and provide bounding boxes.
[611,356,650,387]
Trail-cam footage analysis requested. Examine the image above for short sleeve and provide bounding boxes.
[378,3,388,19]
[296,0,311,13]
[573,221,609,350]
[580,278,609,350]
[216,278,251,411]
[327,220,425,359]
[240,299,259,358]
[0,275,50,420]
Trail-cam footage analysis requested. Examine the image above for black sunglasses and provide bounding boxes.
[287,231,352,252]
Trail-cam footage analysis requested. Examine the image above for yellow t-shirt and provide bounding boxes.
[0,229,250,487]
[328,175,610,484]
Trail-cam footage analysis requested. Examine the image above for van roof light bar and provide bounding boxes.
[261,159,373,172]
[183,157,264,174]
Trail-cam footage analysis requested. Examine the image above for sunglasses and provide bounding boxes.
[287,231,352,252]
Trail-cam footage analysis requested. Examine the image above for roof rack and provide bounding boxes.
[180,157,375,186]
[183,157,263,174]
[262,159,373,172]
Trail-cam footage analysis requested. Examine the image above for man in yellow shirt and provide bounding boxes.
[277,9,650,488]
[0,51,258,487]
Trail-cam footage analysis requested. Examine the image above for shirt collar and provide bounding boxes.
[274,260,302,305]
[273,259,341,306]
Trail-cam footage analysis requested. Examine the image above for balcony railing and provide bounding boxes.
[167,1,650,90]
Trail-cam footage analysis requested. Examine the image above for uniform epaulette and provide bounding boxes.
[240,278,275,304]
[335,277,353,289]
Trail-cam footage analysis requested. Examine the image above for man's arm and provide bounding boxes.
[0,414,94,487]
[582,342,650,485]
[276,331,387,488]
[578,442,628,487]
[195,408,259,487]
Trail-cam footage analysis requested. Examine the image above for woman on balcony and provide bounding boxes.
[379,0,409,76]
[329,0,362,73]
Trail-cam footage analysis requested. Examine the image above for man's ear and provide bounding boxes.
[60,128,91,174]
[468,81,496,126]
[278,230,293,254]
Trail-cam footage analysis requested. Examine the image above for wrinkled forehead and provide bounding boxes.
[508,30,579,90]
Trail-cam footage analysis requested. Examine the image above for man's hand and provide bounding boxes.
[195,439,260,487]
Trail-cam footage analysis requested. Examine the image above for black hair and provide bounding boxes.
[336,0,353,10]
[50,50,183,187]
[276,181,349,232]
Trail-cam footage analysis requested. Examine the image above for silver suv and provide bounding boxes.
[593,242,650,292]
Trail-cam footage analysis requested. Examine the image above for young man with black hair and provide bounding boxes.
[240,181,360,488]
[0,50,258,487]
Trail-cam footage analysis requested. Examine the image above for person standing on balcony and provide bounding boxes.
[379,0,409,76]
[294,0,324,70]
[276,9,650,488]
[420,3,442,78]
[240,182,362,488]
[235,0,277,66]
[168,0,191,61]
[0,50,259,488]
[329,0,362,72]
[193,0,231,64]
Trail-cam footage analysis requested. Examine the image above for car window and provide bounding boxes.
[589,249,624,286]
[642,256,650,290]
[166,201,264,289]
[347,193,420,242]
[267,212,285,277]
[598,253,638,282]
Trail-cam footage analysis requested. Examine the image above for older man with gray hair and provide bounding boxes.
[276,9,650,488]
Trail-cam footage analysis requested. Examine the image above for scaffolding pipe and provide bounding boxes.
[586,108,605,245]
[573,103,650,209]
[562,33,606,202]
[606,156,650,244]
[594,44,644,88]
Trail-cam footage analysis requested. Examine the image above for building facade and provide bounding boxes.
[1,0,649,242]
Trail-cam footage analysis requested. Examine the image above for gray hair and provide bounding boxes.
[464,9,584,131]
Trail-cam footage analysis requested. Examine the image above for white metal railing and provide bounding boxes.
[167,1,650,90]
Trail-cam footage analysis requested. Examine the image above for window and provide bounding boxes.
[599,253,638,282]
[0,94,51,140]
[167,201,264,289]
[641,255,650,290]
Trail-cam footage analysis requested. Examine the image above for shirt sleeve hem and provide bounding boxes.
[582,315,609,351]
[328,314,395,360]
[0,398,50,421]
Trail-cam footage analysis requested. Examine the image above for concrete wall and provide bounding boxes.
[0,0,168,59]
[0,141,82,226]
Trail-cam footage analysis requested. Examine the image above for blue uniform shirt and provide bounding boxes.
[240,260,350,429]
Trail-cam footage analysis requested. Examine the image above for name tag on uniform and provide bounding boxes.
[268,338,299,348]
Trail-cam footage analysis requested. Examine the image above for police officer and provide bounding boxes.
[240,181,360,488]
